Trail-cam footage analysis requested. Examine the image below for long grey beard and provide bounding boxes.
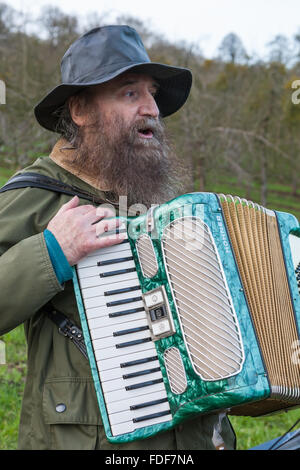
[70,115,184,209]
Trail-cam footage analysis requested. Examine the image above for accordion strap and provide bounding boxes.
[45,304,88,360]
[0,171,117,206]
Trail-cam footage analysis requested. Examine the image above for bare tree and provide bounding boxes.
[267,34,292,65]
[218,32,248,64]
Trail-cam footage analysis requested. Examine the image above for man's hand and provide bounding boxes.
[47,196,125,266]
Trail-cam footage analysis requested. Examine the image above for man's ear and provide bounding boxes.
[68,95,87,127]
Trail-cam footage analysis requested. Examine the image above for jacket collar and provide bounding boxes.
[49,138,111,191]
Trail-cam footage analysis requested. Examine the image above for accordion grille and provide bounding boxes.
[162,217,244,381]
[136,234,158,278]
[164,347,187,394]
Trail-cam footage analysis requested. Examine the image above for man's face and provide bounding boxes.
[68,72,183,208]
[73,72,160,143]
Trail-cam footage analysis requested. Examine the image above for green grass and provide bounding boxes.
[0,167,16,186]
[0,169,299,450]
[207,177,300,221]
[231,410,300,450]
[0,326,27,450]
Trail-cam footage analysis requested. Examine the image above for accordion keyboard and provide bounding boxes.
[76,236,172,436]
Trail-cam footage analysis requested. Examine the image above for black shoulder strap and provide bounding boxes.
[44,304,88,360]
[0,171,110,360]
[0,171,111,206]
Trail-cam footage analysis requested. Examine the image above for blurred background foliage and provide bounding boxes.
[0,2,299,219]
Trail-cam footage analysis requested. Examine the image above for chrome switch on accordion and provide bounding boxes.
[143,286,176,341]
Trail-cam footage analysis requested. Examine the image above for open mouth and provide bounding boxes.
[138,128,154,139]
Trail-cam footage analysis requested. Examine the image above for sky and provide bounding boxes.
[4,0,300,60]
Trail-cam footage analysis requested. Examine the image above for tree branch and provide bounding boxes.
[211,126,292,161]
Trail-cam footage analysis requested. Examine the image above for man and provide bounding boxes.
[0,25,236,450]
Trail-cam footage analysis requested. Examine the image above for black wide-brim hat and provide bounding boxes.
[34,25,193,132]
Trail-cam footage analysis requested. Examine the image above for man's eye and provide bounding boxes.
[125,90,135,97]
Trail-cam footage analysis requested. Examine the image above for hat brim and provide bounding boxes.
[34,62,192,132]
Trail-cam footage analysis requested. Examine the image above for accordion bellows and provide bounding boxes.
[221,196,300,403]
[73,192,300,443]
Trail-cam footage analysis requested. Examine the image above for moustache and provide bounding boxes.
[128,117,165,145]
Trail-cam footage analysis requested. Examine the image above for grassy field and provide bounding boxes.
[0,167,16,186]
[0,167,299,450]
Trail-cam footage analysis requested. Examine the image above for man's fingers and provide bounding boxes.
[56,199,116,223]
[57,198,102,222]
[85,207,117,226]
[48,199,125,264]
[95,217,123,238]
[95,231,127,250]
[56,196,79,215]
[95,218,127,245]
[96,206,116,219]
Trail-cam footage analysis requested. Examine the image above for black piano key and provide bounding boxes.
[122,366,161,380]
[104,285,140,296]
[106,296,142,307]
[125,378,163,391]
[120,355,158,368]
[132,410,171,423]
[113,326,149,337]
[100,267,136,278]
[97,256,133,266]
[130,397,168,410]
[116,337,152,349]
[108,307,145,318]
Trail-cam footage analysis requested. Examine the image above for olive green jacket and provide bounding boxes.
[0,143,236,450]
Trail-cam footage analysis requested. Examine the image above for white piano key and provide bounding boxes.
[78,271,138,288]
[84,293,144,317]
[95,248,133,263]
[106,389,167,414]
[109,401,170,426]
[99,358,160,382]
[90,318,149,340]
[78,255,135,273]
[105,379,166,404]
[78,248,133,268]
[84,296,144,311]
[92,329,151,351]
[101,370,163,393]
[111,412,172,437]
[103,299,144,315]
[81,285,141,301]
[86,241,130,258]
[87,310,147,328]
[94,340,157,361]
[77,260,136,278]
[86,297,144,314]
[97,346,157,372]
[80,277,141,298]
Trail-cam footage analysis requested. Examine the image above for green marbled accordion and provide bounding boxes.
[73,192,300,443]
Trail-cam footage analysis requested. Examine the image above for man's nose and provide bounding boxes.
[138,93,160,119]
